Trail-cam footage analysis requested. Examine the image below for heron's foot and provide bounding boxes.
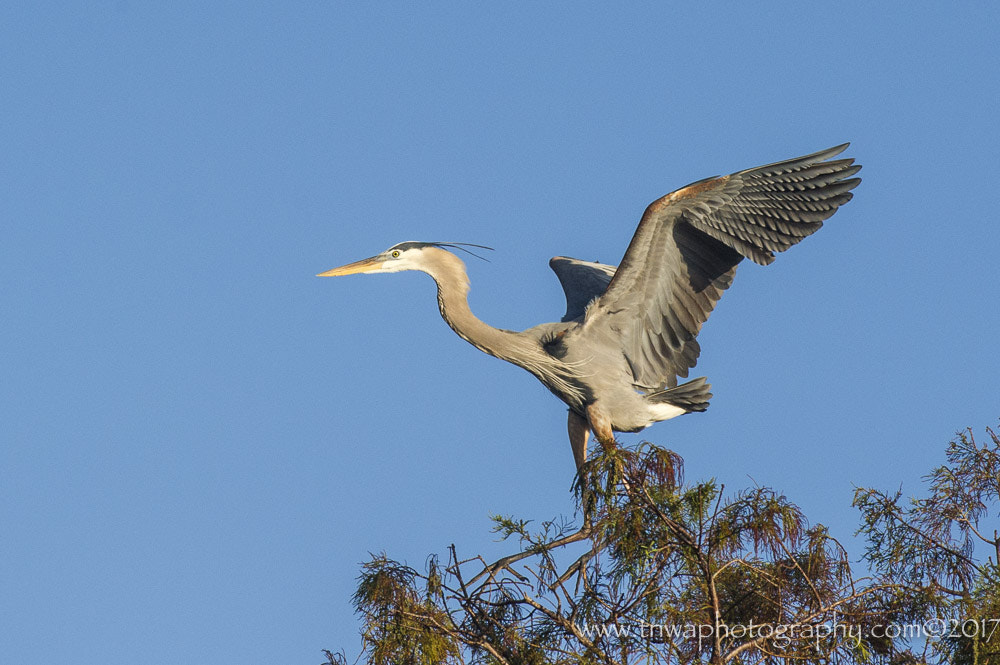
[596,437,618,455]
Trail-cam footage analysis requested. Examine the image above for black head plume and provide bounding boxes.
[388,241,494,262]
[430,242,494,262]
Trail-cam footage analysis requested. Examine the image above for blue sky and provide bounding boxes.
[2,2,998,662]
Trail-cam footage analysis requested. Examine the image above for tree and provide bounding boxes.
[332,424,999,664]
[854,425,1000,664]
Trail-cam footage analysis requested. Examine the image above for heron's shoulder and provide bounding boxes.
[522,321,575,340]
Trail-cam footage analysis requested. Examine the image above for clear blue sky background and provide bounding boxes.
[2,2,998,662]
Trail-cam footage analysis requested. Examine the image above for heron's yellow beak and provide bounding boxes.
[316,257,384,277]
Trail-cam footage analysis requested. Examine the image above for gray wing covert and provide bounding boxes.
[580,144,862,390]
[548,256,617,322]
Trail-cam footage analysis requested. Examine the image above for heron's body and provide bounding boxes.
[319,145,861,470]
[428,253,679,430]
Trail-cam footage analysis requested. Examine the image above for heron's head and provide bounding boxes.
[316,241,492,277]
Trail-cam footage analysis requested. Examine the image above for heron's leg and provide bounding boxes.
[585,404,617,453]
[568,409,595,534]
[567,410,590,471]
[585,404,634,500]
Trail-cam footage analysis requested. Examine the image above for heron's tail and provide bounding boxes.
[647,377,712,413]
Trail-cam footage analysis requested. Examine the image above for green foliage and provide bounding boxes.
[337,423,1000,664]
[854,425,1000,664]
[352,554,461,664]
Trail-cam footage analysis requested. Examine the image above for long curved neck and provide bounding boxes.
[420,248,532,363]
[418,247,590,410]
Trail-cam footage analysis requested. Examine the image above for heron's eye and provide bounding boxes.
[390,250,401,258]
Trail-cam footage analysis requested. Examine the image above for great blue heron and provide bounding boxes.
[319,145,860,470]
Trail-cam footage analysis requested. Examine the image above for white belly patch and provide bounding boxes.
[647,402,686,423]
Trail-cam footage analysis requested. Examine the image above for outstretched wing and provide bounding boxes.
[579,144,861,390]
[549,256,617,322]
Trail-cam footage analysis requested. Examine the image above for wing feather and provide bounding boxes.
[579,144,861,389]
[548,256,617,322]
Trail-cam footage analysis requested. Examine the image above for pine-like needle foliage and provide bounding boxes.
[854,425,1000,664]
[345,446,868,663]
[335,423,1000,664]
